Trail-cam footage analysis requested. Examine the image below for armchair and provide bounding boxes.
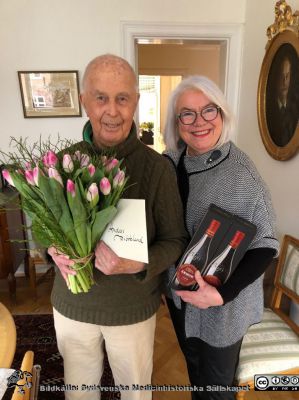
[235,234,299,398]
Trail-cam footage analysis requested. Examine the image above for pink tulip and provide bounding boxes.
[86,183,99,207]
[25,170,35,186]
[48,168,63,186]
[74,150,81,160]
[87,163,96,177]
[99,177,111,195]
[63,154,74,173]
[2,170,15,187]
[113,170,125,188]
[105,158,118,172]
[33,166,43,186]
[74,151,90,167]
[66,179,76,197]
[80,154,90,167]
[101,155,107,165]
[42,151,58,167]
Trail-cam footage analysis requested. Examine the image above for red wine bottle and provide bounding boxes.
[203,230,245,287]
[174,219,221,289]
[183,219,221,267]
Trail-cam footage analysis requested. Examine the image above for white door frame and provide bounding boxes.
[121,21,244,141]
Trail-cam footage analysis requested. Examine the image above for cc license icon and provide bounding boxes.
[255,376,269,390]
[271,376,280,385]
[281,376,290,385]
[291,376,299,385]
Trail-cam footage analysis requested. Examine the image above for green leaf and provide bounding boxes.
[10,172,40,201]
[86,225,92,254]
[48,178,81,253]
[91,206,117,248]
[31,218,53,247]
[67,181,89,255]
[38,171,62,221]
[73,167,85,181]
[81,168,104,186]
[21,195,51,222]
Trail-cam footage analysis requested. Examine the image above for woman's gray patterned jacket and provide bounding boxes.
[165,141,279,347]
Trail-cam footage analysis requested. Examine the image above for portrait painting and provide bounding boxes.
[266,43,299,148]
[258,29,299,161]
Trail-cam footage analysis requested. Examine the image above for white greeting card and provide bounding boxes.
[101,199,148,263]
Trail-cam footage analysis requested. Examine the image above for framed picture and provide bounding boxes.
[257,29,299,160]
[18,71,82,118]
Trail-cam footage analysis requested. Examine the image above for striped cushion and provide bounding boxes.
[280,243,299,295]
[236,308,299,383]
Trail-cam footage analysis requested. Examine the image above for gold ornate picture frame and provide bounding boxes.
[18,71,82,118]
[257,1,299,161]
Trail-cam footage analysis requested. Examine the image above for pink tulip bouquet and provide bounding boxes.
[1,137,128,294]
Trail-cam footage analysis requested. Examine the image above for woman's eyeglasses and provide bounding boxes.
[177,105,221,125]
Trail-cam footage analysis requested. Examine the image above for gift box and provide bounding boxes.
[169,204,257,291]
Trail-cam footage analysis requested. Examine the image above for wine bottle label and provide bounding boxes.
[176,264,197,287]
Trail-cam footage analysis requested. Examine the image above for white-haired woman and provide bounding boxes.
[163,76,279,400]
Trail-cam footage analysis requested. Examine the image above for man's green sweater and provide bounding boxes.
[51,122,187,326]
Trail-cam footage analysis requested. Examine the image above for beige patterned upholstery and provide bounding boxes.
[235,235,299,399]
[236,308,299,382]
[280,242,299,294]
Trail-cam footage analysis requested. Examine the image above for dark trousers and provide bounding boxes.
[167,298,242,400]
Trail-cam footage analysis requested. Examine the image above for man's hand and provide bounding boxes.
[48,246,76,287]
[175,270,224,309]
[94,241,145,275]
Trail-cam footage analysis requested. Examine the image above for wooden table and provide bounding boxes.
[0,302,16,368]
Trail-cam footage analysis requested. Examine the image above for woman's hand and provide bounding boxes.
[94,241,145,275]
[175,270,224,309]
[48,246,76,287]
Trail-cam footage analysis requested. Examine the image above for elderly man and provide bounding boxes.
[48,54,187,400]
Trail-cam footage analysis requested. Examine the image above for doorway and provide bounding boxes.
[137,40,224,152]
[121,21,243,150]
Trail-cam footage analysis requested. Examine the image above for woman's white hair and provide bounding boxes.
[163,75,235,151]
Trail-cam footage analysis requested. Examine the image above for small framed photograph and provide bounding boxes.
[18,71,82,118]
[257,29,299,161]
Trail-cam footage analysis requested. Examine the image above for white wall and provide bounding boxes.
[0,0,245,151]
[238,0,299,240]
[1,0,298,240]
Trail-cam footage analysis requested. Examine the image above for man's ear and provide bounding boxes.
[79,93,85,109]
[80,93,89,118]
[135,93,140,111]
